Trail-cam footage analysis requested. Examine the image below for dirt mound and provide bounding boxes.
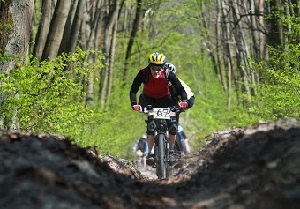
[0,118,299,209]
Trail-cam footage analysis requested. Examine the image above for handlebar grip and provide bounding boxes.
[146,105,153,111]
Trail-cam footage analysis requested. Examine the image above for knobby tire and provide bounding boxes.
[158,133,167,179]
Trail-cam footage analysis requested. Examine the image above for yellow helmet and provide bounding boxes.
[148,52,166,65]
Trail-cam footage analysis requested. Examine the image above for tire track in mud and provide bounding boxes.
[0,118,299,209]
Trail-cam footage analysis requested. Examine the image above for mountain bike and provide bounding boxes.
[144,105,180,179]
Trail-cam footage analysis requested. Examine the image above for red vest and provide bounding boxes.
[143,69,170,99]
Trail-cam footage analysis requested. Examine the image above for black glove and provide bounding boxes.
[131,101,137,106]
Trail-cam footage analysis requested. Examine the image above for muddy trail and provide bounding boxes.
[0,118,299,209]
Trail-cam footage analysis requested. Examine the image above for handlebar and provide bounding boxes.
[142,105,182,114]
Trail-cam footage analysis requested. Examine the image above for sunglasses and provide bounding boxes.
[151,66,162,71]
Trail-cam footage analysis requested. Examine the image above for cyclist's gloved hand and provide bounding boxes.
[179,101,188,109]
[132,104,142,111]
[131,101,140,111]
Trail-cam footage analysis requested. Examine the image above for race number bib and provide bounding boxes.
[152,108,171,119]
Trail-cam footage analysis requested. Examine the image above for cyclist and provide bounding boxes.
[166,63,195,124]
[177,124,191,154]
[132,134,148,169]
[130,52,188,165]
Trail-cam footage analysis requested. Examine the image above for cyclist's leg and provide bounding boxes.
[142,94,156,152]
[168,112,177,149]
[176,131,185,152]
[176,113,180,126]
[137,156,141,167]
[146,114,155,151]
[142,154,147,169]
[165,96,178,165]
[184,139,191,154]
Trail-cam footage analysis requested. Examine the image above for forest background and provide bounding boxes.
[0,0,299,159]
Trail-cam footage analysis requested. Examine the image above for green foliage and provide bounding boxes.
[249,44,300,120]
[1,48,144,159]
[1,49,99,136]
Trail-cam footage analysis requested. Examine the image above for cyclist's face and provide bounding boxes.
[150,66,162,78]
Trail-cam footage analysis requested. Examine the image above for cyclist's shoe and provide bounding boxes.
[169,150,176,166]
[146,154,155,166]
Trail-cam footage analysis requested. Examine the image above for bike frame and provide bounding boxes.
[144,105,178,179]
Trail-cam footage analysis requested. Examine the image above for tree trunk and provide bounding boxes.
[85,0,98,107]
[232,0,252,104]
[100,0,118,109]
[266,0,283,47]
[41,0,72,60]
[123,0,142,84]
[258,0,266,59]
[106,10,118,108]
[32,0,52,60]
[0,0,34,129]
[215,0,227,93]
[220,0,234,106]
[67,0,85,52]
[82,0,104,107]
[58,0,79,54]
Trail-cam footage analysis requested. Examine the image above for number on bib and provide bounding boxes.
[153,108,171,119]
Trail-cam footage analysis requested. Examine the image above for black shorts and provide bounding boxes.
[139,93,175,109]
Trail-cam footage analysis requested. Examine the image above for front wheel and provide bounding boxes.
[156,133,168,179]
